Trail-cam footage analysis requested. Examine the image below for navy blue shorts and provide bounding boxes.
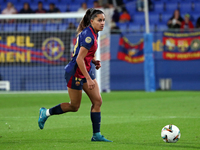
[65,71,95,90]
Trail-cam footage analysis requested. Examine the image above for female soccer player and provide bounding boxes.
[38,8,112,142]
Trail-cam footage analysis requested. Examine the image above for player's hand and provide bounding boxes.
[87,78,95,90]
[94,60,101,70]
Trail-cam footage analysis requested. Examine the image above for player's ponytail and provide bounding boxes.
[77,8,104,35]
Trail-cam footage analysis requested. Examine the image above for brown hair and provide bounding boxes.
[77,8,104,35]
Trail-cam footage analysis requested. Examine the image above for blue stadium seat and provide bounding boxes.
[134,13,145,24]
[190,13,200,23]
[31,24,44,32]
[0,24,3,31]
[179,2,192,14]
[156,23,168,32]
[47,0,60,3]
[141,24,155,32]
[63,18,77,23]
[4,24,16,32]
[86,3,93,9]
[1,3,7,11]
[149,13,160,24]
[58,24,68,31]
[161,13,172,23]
[193,2,200,13]
[17,23,30,32]
[128,23,141,32]
[165,2,178,12]
[59,0,73,4]
[116,22,128,32]
[45,24,58,31]
[15,4,23,12]
[125,2,136,16]
[191,14,199,22]
[43,5,49,11]
[57,5,67,12]
[5,0,18,4]
[70,5,80,12]
[73,0,86,4]
[153,2,164,13]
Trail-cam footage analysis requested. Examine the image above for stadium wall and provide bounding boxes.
[1,33,200,91]
[110,33,200,91]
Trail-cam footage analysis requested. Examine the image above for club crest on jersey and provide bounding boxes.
[42,37,64,60]
[85,37,92,43]
[75,77,82,86]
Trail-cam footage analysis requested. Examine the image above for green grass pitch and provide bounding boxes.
[0,91,200,150]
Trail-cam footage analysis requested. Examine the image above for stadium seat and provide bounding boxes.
[125,2,136,16]
[153,1,164,13]
[73,0,86,4]
[128,23,141,32]
[191,14,199,23]
[1,3,7,11]
[5,0,18,4]
[179,2,192,14]
[69,5,80,12]
[161,13,172,23]
[86,3,93,9]
[3,24,16,32]
[17,23,30,32]
[156,23,168,32]
[164,2,178,12]
[134,13,145,24]
[15,4,23,12]
[63,18,77,24]
[149,13,160,24]
[57,5,67,12]
[45,24,58,31]
[58,24,68,31]
[141,24,155,32]
[193,2,200,13]
[31,24,44,32]
[0,24,2,31]
[116,22,128,33]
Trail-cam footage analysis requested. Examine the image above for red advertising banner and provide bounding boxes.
[163,31,200,60]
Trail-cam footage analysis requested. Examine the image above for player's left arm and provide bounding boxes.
[92,58,101,70]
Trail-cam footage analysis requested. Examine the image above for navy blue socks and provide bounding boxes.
[49,104,64,115]
[90,112,101,133]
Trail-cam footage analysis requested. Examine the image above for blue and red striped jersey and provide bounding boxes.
[64,25,98,79]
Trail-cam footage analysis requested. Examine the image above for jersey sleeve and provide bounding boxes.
[80,30,94,50]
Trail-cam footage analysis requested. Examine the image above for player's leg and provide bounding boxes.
[83,79,112,142]
[38,88,82,129]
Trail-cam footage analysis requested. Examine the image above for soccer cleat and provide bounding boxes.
[38,107,48,129]
[91,132,112,142]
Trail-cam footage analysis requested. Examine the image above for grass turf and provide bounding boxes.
[0,91,200,150]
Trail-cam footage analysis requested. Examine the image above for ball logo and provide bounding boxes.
[42,37,65,60]
[85,37,92,43]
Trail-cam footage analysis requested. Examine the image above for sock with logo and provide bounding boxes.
[90,112,101,133]
[48,104,64,116]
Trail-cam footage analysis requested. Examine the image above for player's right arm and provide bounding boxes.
[76,47,95,90]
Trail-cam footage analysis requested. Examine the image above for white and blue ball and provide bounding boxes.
[161,124,181,143]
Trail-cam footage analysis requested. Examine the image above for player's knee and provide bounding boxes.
[93,97,102,108]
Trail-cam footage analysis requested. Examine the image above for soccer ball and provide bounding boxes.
[161,124,181,143]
